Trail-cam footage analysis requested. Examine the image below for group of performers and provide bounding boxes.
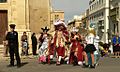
[38,19,99,68]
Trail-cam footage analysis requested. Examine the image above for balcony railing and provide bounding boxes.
[89,3,106,15]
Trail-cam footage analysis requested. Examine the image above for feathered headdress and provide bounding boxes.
[54,19,67,30]
[41,26,50,32]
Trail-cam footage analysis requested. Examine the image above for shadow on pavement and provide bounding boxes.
[20,62,29,67]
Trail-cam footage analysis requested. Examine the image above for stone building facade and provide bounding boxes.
[50,10,64,32]
[0,0,51,45]
[110,0,120,36]
[0,0,51,54]
[88,0,110,43]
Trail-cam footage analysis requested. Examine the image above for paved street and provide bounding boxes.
[0,47,120,72]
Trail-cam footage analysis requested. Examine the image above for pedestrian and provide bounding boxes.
[112,33,120,58]
[21,32,29,56]
[83,29,96,68]
[31,33,37,55]
[3,31,9,57]
[6,24,21,68]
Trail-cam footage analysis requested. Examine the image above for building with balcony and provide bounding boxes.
[88,0,110,43]
[109,0,120,36]
[81,9,89,29]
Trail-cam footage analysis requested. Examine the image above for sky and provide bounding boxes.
[51,0,89,22]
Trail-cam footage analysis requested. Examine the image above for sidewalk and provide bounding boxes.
[0,46,37,61]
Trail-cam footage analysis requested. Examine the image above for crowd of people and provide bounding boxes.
[3,19,120,68]
[32,20,100,68]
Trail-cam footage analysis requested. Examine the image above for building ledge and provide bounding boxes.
[0,45,4,48]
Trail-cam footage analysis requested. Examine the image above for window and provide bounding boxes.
[92,5,94,10]
[97,1,99,5]
[101,0,103,4]
[90,6,92,11]
[0,0,7,3]
[101,12,104,16]
[99,0,101,4]
[55,15,59,20]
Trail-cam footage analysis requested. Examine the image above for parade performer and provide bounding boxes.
[69,27,83,66]
[53,19,69,65]
[38,26,50,63]
[83,29,96,68]
[46,35,55,64]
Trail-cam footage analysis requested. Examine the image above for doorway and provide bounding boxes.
[0,10,8,44]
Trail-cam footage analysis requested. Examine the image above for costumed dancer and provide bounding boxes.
[83,29,96,68]
[38,26,50,63]
[69,27,83,66]
[53,19,69,65]
[46,35,55,64]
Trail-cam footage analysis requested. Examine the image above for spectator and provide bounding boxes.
[21,32,29,56]
[112,33,120,58]
[31,33,37,55]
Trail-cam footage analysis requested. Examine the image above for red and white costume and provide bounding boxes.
[53,20,69,65]
[69,27,83,65]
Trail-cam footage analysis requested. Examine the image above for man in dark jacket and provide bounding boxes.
[6,24,21,68]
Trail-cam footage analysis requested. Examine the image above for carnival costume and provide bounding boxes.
[69,27,83,65]
[53,20,69,65]
[38,26,50,63]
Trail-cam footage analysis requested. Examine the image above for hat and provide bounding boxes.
[54,19,67,30]
[9,24,16,29]
[41,26,50,32]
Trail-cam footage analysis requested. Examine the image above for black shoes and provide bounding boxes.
[7,64,21,68]
[82,64,89,68]
[90,65,95,68]
[82,64,95,69]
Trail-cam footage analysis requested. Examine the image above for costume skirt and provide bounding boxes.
[84,44,96,53]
